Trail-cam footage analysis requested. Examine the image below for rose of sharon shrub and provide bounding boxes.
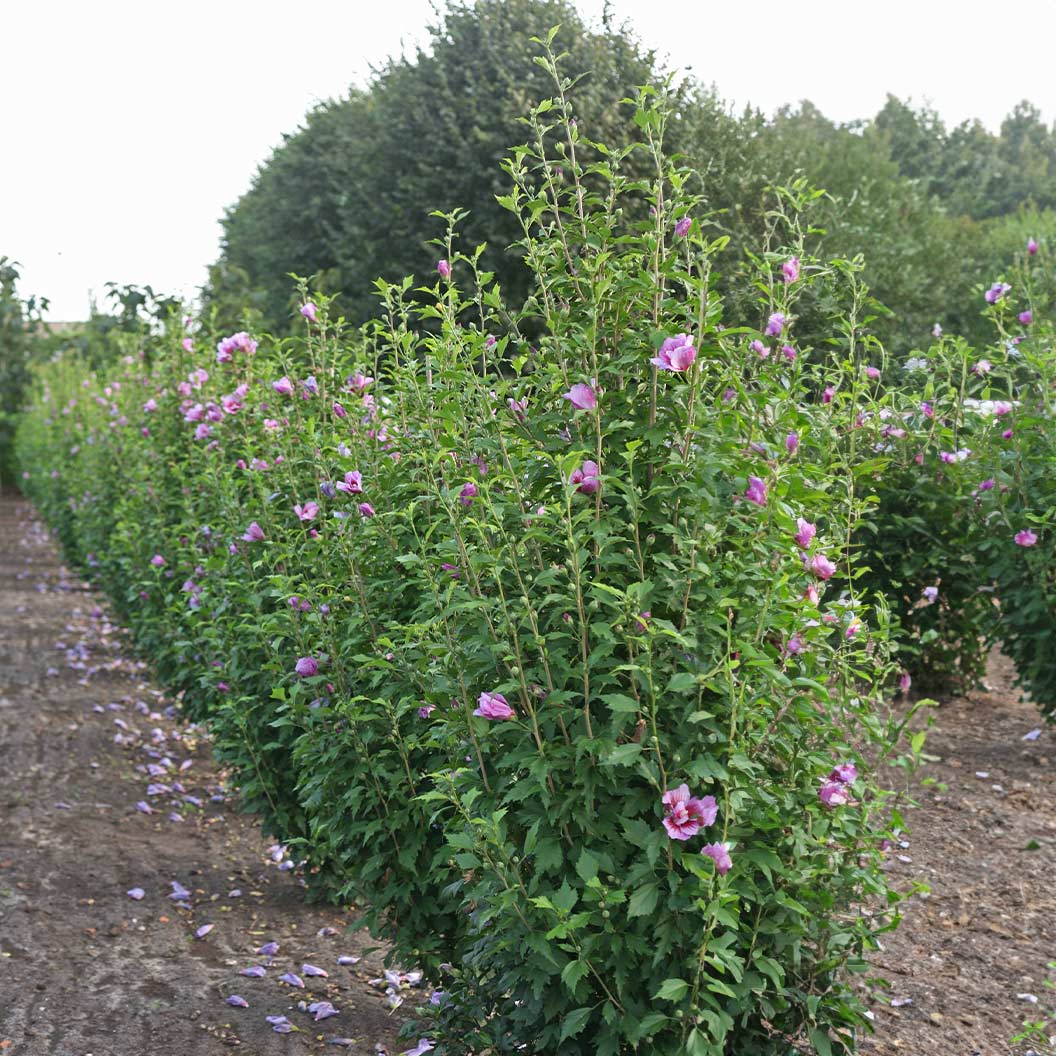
[18,50,922,1056]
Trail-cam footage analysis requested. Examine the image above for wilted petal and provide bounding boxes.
[309,1000,340,1021]
[195,923,214,939]
[127,887,145,901]
[279,972,305,988]
[337,955,360,966]
[225,995,249,1008]
[302,964,329,977]
[256,941,279,956]
[240,965,267,978]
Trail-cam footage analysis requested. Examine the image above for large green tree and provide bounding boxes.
[212,0,666,329]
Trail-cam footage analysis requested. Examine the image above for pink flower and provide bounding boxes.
[474,691,515,720]
[794,518,816,549]
[1002,428,1014,439]
[294,502,319,522]
[1015,529,1038,547]
[899,672,912,694]
[563,383,597,411]
[818,780,850,808]
[358,502,375,518]
[829,762,858,784]
[744,476,767,506]
[222,394,242,415]
[785,633,805,656]
[750,339,769,359]
[781,344,797,361]
[336,471,363,494]
[242,521,265,542]
[786,432,799,454]
[651,333,697,372]
[661,784,718,841]
[216,331,257,362]
[417,704,435,719]
[700,842,733,875]
[150,554,166,568]
[674,216,692,238]
[634,611,651,632]
[181,337,193,353]
[865,366,881,380]
[1028,237,1038,256]
[273,377,294,396]
[810,553,836,580]
[347,372,373,392]
[300,302,318,323]
[333,401,347,418]
[458,482,478,507]
[782,256,800,284]
[507,397,528,422]
[437,259,451,279]
[971,359,992,375]
[570,460,600,495]
[822,385,835,404]
[295,656,318,678]
[764,312,786,337]
[984,283,1010,304]
[143,397,157,413]
[1017,308,1033,326]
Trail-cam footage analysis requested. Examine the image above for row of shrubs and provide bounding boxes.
[15,56,1055,1055]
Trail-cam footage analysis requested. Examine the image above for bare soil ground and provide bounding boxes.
[0,494,412,1055]
[0,490,1053,1056]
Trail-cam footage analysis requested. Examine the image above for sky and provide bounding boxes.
[3,0,1055,321]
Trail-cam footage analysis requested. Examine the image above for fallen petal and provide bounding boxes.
[256,941,279,956]
[195,923,214,939]
[127,887,146,901]
[302,963,329,977]
[239,965,267,978]
[1023,728,1042,741]
[226,995,249,1008]
[280,972,305,988]
[309,1000,339,1021]
[337,956,360,966]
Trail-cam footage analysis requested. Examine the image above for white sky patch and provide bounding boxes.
[2,0,1053,320]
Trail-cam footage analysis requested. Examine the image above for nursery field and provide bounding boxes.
[6,8,1056,1053]
[2,493,1053,1055]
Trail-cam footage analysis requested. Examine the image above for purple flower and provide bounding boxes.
[793,518,816,549]
[661,784,718,840]
[401,1040,435,1056]
[899,672,912,694]
[1019,309,1033,325]
[781,344,797,361]
[418,704,435,718]
[829,762,858,784]
[650,333,697,372]
[744,476,767,506]
[216,331,257,362]
[971,359,992,375]
[984,282,1011,304]
[294,501,319,522]
[336,470,363,494]
[865,366,881,380]
[782,257,800,283]
[507,397,528,422]
[437,259,451,279]
[750,339,769,359]
[241,521,264,543]
[474,691,515,720]
[301,302,318,323]
[358,502,375,518]
[1015,529,1038,547]
[818,780,850,808]
[822,385,835,404]
[570,460,600,495]
[700,842,733,875]
[295,656,319,678]
[150,554,166,568]
[562,382,597,411]
[226,995,249,1008]
[273,376,294,396]
[764,312,786,337]
[143,397,158,413]
[786,432,799,454]
[458,482,478,507]
[1028,237,1038,256]
[785,633,805,656]
[674,216,692,238]
[922,586,938,603]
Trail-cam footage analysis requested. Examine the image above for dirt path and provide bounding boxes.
[858,651,1056,1056]
[1,492,1054,1056]
[0,494,411,1055]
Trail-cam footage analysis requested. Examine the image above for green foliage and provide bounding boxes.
[15,54,923,1055]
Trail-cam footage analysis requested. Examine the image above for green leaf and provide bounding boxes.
[654,977,689,1002]
[559,1007,592,1043]
[627,882,659,918]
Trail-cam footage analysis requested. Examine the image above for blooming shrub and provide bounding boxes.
[18,48,937,1056]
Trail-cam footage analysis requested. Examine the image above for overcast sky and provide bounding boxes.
[3,0,1054,320]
